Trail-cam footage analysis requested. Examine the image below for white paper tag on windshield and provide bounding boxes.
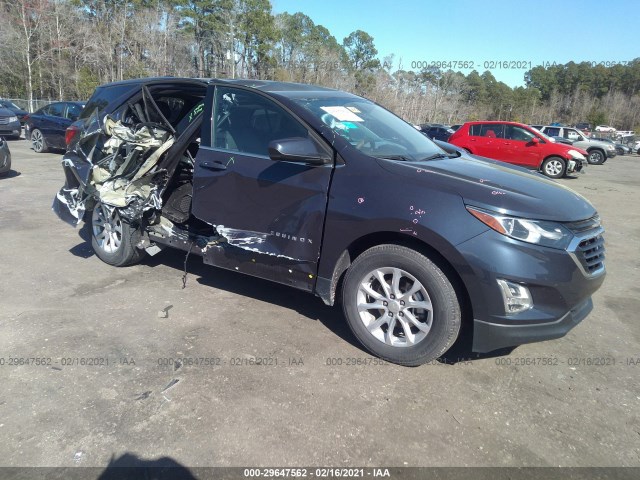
[320,106,364,122]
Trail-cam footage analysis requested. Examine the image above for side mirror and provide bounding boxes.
[268,137,331,165]
[530,137,539,144]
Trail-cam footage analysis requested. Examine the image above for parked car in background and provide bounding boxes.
[24,101,85,153]
[575,122,591,131]
[450,124,461,131]
[595,125,616,132]
[0,100,29,125]
[448,121,587,178]
[539,126,616,164]
[591,137,631,155]
[0,107,22,139]
[0,137,11,175]
[419,124,455,142]
[52,78,606,366]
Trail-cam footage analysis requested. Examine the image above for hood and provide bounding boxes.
[552,141,588,156]
[583,138,615,150]
[377,154,596,222]
[0,107,16,117]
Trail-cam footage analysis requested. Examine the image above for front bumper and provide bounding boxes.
[606,149,617,158]
[473,298,592,352]
[456,228,605,353]
[0,121,21,137]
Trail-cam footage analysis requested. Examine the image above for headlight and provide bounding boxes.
[466,206,572,249]
[567,149,585,160]
[9,116,18,123]
[606,145,615,151]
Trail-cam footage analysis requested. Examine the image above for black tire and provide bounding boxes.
[30,128,47,153]
[587,149,605,165]
[541,156,566,179]
[341,244,461,366]
[90,203,146,266]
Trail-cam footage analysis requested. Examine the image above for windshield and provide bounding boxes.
[530,126,555,143]
[290,95,444,161]
[0,100,21,110]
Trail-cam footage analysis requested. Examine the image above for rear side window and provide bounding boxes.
[470,124,504,138]
[66,103,83,121]
[545,127,560,137]
[80,84,137,119]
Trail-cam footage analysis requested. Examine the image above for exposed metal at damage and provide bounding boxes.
[53,112,174,225]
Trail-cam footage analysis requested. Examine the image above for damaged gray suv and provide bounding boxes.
[53,78,605,366]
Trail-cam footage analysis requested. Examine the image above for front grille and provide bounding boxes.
[565,214,601,234]
[565,214,605,276]
[0,117,11,125]
[575,233,605,275]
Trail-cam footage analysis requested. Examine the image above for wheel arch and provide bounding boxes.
[316,231,474,328]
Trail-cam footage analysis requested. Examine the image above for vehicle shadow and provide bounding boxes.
[143,248,366,352]
[437,322,515,365]
[70,229,511,364]
[68,222,95,258]
[96,452,198,480]
[0,170,21,179]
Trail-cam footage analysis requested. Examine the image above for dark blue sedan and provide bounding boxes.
[25,101,85,153]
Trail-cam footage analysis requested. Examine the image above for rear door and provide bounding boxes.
[48,103,71,149]
[38,104,64,145]
[191,84,334,290]
[468,123,503,158]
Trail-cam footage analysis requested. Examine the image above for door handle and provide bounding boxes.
[200,161,227,171]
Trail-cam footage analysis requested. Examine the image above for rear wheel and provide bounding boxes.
[542,156,566,179]
[341,244,461,366]
[91,203,146,266]
[587,149,605,165]
[31,128,47,153]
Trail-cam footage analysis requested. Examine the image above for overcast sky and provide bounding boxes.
[272,0,640,87]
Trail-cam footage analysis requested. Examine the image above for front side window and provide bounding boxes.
[290,94,443,160]
[564,128,583,141]
[504,125,536,142]
[213,87,309,157]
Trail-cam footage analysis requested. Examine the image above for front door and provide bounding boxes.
[500,124,543,168]
[192,84,334,290]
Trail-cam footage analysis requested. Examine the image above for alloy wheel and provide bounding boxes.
[356,267,433,347]
[92,204,123,254]
[31,129,44,152]
[544,159,564,176]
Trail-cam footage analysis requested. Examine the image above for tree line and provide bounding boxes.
[1,0,639,130]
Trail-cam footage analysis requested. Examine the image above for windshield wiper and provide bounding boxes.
[374,154,412,161]
[420,152,460,161]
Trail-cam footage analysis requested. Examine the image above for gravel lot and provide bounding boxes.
[0,137,639,469]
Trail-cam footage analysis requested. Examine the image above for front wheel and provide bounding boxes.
[541,156,566,179]
[91,203,146,266]
[341,245,461,366]
[587,149,605,165]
